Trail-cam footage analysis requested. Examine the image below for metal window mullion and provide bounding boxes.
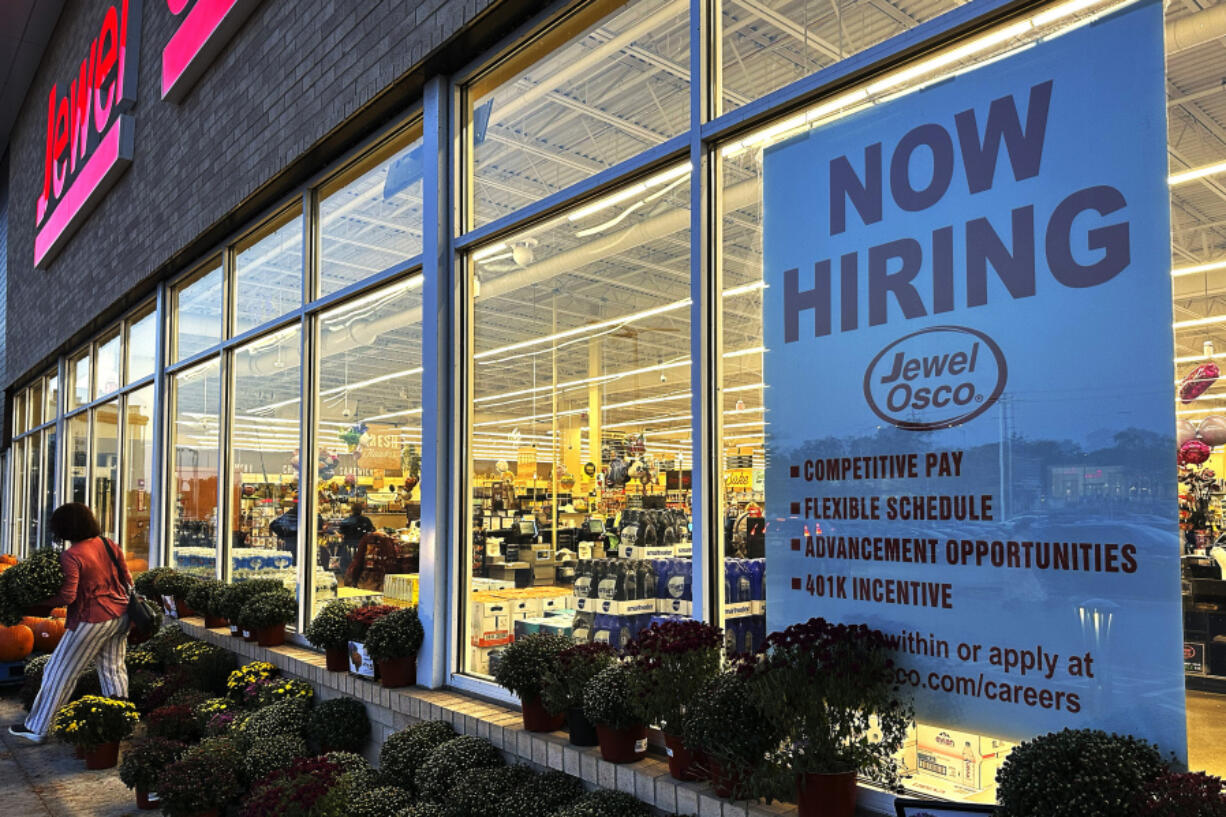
[299,312,318,632]
[151,282,169,568]
[421,74,452,689]
[298,184,318,633]
[219,347,234,585]
[689,0,720,625]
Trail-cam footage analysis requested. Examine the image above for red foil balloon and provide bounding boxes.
[1181,439,1212,465]
[1180,362,1220,403]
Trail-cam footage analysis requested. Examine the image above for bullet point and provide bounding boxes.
[791,577,802,590]
[791,538,801,551]
[790,501,800,515]
[790,465,800,478]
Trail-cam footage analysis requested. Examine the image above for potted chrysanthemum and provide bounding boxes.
[492,632,571,732]
[52,695,140,769]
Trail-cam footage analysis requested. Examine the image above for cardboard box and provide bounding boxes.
[656,598,693,617]
[619,544,676,560]
[470,599,512,647]
[725,601,754,619]
[533,566,557,586]
[506,597,543,617]
[571,596,656,615]
[522,547,554,564]
[914,724,1013,792]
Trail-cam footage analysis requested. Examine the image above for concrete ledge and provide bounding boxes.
[178,617,897,816]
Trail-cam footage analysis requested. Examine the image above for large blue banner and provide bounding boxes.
[763,0,1185,757]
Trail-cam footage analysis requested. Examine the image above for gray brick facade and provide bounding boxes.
[4,0,532,389]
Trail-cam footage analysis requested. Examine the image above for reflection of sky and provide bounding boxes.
[760,4,1184,757]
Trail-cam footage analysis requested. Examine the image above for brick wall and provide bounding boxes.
[4,0,525,388]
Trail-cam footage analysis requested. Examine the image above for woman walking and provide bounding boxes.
[8,503,132,744]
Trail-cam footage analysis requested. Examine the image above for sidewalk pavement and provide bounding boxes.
[0,688,139,817]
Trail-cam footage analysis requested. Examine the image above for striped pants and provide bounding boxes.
[25,614,129,736]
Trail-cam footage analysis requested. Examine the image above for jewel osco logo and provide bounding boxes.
[862,325,1007,431]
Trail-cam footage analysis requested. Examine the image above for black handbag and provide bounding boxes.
[101,538,158,642]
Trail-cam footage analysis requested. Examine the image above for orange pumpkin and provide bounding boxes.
[0,625,34,662]
[50,607,67,619]
[32,618,65,652]
[126,558,148,574]
[0,564,11,574]
[19,616,44,630]
[0,554,17,565]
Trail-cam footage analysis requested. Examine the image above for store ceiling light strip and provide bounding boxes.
[722,0,1126,159]
[474,284,765,362]
[1169,160,1226,186]
[1173,315,1226,329]
[1171,259,1226,277]
[566,163,691,223]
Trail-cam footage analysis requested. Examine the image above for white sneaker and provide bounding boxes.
[7,724,44,744]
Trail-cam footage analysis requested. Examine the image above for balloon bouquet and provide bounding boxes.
[1178,356,1225,467]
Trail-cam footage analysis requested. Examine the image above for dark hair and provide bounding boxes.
[350,501,366,517]
[49,503,102,542]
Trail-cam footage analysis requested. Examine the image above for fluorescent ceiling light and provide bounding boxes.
[1170,161,1226,186]
[1174,315,1226,329]
[566,164,691,223]
[1172,259,1226,277]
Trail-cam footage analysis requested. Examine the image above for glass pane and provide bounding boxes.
[314,277,424,617]
[231,326,302,603]
[11,439,26,555]
[1170,0,1226,783]
[123,386,155,568]
[13,391,25,436]
[234,209,303,336]
[319,130,425,297]
[127,307,157,383]
[465,169,692,676]
[29,380,44,428]
[174,263,224,362]
[27,433,41,547]
[170,359,221,578]
[467,0,689,229]
[67,412,89,505]
[95,332,122,398]
[70,354,90,410]
[46,374,58,420]
[42,428,57,548]
[717,0,960,115]
[92,400,120,539]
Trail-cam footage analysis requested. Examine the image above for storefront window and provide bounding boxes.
[230,325,302,597]
[318,129,425,297]
[313,277,424,617]
[70,352,90,410]
[46,374,58,419]
[67,412,88,505]
[174,262,224,362]
[1169,0,1226,781]
[29,379,44,428]
[465,0,689,229]
[464,168,692,676]
[123,386,155,568]
[95,331,122,399]
[234,208,303,336]
[13,390,25,436]
[92,400,120,539]
[27,432,41,547]
[11,438,26,554]
[716,0,960,116]
[127,305,157,383]
[169,359,221,578]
